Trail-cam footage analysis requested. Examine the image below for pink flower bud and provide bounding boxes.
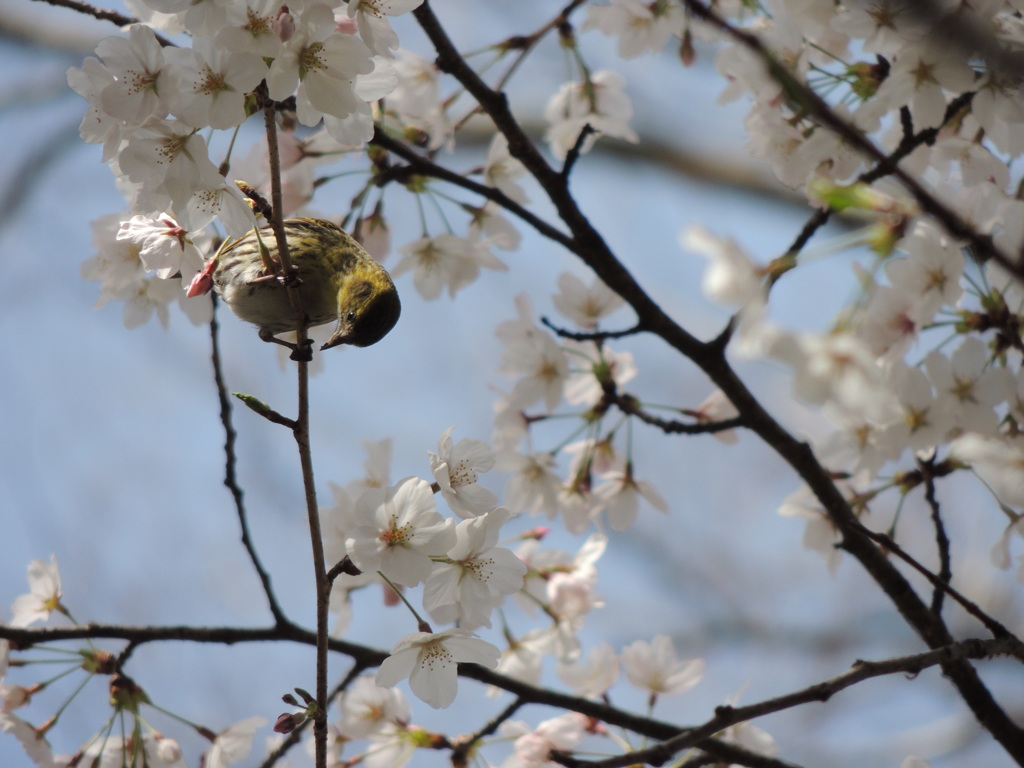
[274,7,295,41]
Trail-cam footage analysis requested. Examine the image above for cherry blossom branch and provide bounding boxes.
[683,0,1024,284]
[411,2,1024,760]
[4,619,1020,765]
[784,91,974,259]
[209,299,288,626]
[259,88,330,768]
[546,636,1024,768]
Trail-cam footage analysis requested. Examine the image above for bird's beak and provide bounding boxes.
[321,327,351,350]
[321,319,354,352]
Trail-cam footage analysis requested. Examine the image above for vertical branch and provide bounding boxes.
[261,88,329,768]
[294,356,331,768]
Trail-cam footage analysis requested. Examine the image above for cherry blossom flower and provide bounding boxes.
[11,556,63,628]
[950,435,1024,508]
[82,733,186,768]
[116,214,203,281]
[564,341,636,407]
[182,180,255,237]
[376,629,500,708]
[94,24,178,128]
[265,3,376,129]
[971,72,1024,156]
[323,54,399,145]
[830,0,927,57]
[467,202,522,251]
[484,133,529,204]
[682,225,767,338]
[592,464,668,531]
[0,713,61,768]
[499,450,562,518]
[497,296,570,411]
[777,481,870,574]
[718,692,779,767]
[546,543,606,659]
[929,134,1010,189]
[423,508,527,628]
[392,234,506,300]
[583,0,686,58]
[117,119,223,212]
[693,389,740,444]
[855,285,929,361]
[489,629,548,695]
[387,50,451,150]
[872,46,974,129]
[924,338,1012,436]
[363,724,420,768]
[66,57,123,161]
[544,70,638,159]
[336,675,410,739]
[344,0,424,58]
[140,0,235,36]
[164,42,266,130]
[621,634,705,697]
[429,426,499,518]
[502,714,587,768]
[346,477,456,586]
[214,0,286,58]
[552,272,624,330]
[769,331,893,421]
[204,715,267,768]
[877,361,947,455]
[556,642,619,699]
[885,221,964,318]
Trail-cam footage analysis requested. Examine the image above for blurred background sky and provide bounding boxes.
[1,2,1022,766]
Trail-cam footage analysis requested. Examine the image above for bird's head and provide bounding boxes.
[322,262,401,350]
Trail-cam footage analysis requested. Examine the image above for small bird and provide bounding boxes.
[201,218,401,356]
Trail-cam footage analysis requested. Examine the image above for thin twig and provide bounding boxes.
[918,456,952,616]
[541,316,644,342]
[850,520,1007,638]
[542,637,1022,768]
[210,298,288,626]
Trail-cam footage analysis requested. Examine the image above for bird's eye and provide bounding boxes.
[347,311,356,322]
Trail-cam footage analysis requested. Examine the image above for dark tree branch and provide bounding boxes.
[543,637,1024,768]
